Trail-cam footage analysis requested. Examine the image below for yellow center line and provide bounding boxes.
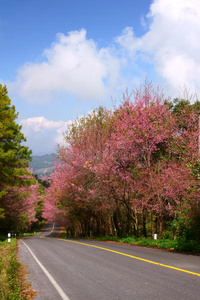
[40,222,55,238]
[50,237,200,277]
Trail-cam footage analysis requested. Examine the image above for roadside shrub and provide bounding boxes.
[176,238,200,252]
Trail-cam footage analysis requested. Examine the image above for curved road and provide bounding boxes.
[18,222,200,300]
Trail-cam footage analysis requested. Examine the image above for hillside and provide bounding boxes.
[30,154,57,178]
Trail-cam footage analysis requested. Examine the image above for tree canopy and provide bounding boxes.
[0,84,39,233]
[0,85,32,185]
[42,82,200,242]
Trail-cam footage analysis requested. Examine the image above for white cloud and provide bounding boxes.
[116,0,200,98]
[20,117,72,153]
[145,0,200,96]
[20,116,68,132]
[10,0,200,105]
[16,0,200,155]
[13,29,122,103]
[115,27,143,58]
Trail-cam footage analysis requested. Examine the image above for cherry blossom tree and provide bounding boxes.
[41,82,200,240]
[1,171,39,233]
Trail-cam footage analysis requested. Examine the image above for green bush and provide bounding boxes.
[0,235,6,242]
[120,237,138,244]
[161,230,174,240]
[176,238,200,252]
[59,232,200,253]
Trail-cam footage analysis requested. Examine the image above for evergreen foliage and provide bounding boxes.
[0,85,32,186]
[0,84,39,234]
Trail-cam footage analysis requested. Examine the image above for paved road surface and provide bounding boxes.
[18,222,200,300]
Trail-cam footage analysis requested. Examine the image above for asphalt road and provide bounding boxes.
[18,222,200,300]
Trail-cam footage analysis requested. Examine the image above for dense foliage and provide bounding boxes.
[42,82,200,242]
[0,84,40,234]
[1,82,199,244]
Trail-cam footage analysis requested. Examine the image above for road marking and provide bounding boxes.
[40,222,55,238]
[21,239,70,300]
[54,238,200,277]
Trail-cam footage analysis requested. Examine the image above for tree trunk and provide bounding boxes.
[134,212,138,237]
[141,208,147,237]
[151,211,154,239]
[107,212,113,235]
[158,213,163,239]
[115,199,126,237]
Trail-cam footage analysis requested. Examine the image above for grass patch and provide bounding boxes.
[0,238,37,300]
[94,236,178,251]
[0,238,22,299]
[59,232,200,253]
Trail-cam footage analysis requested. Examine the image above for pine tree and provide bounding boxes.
[0,84,32,183]
[0,84,32,224]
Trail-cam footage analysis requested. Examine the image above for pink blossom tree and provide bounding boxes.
[41,82,200,240]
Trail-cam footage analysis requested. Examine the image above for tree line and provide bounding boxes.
[1,81,200,242]
[42,82,200,241]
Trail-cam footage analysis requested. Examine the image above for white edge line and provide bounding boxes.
[21,239,70,300]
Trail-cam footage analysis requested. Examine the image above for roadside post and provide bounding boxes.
[8,233,11,243]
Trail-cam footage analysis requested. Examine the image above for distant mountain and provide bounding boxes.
[30,153,57,178]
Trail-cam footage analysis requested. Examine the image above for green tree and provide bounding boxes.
[0,84,32,221]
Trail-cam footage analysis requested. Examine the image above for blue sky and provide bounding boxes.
[0,0,200,154]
